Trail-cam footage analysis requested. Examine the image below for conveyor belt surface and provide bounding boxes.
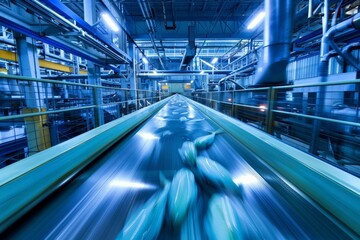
[1,95,357,239]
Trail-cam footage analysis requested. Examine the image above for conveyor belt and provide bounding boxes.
[1,95,357,239]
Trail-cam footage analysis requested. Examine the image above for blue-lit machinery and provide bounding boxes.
[0,95,359,238]
[1,0,360,238]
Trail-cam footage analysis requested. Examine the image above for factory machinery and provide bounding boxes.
[0,94,359,239]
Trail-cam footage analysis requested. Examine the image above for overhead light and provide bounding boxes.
[142,58,149,64]
[211,57,218,64]
[190,80,194,83]
[247,11,265,30]
[153,70,157,74]
[200,70,205,74]
[101,13,120,32]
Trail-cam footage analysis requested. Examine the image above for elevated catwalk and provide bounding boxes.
[1,95,358,239]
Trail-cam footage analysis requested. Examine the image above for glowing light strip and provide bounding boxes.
[247,11,265,30]
[102,13,120,32]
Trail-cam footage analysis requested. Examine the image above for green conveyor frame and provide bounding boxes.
[0,94,359,236]
[0,97,170,233]
[186,96,360,236]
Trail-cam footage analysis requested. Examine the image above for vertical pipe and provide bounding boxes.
[310,0,329,155]
[253,0,294,87]
[308,0,313,18]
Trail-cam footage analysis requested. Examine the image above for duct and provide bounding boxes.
[162,0,176,30]
[179,26,196,70]
[253,0,294,87]
[321,13,360,72]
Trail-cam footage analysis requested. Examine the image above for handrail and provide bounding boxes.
[273,110,360,128]
[273,79,360,89]
[0,105,96,121]
[196,79,360,93]
[0,74,157,93]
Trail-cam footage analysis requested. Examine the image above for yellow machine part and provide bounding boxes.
[22,108,51,154]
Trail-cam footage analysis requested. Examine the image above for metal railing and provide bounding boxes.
[0,74,169,168]
[185,79,360,176]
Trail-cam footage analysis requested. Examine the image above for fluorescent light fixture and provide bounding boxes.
[211,57,218,64]
[200,70,205,74]
[142,58,149,64]
[101,13,120,32]
[11,95,24,99]
[247,11,265,30]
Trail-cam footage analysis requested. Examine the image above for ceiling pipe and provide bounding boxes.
[143,0,156,32]
[342,42,360,56]
[219,79,245,90]
[323,50,339,62]
[331,0,344,26]
[339,42,360,68]
[218,66,255,88]
[320,13,360,71]
[252,0,295,87]
[137,0,165,69]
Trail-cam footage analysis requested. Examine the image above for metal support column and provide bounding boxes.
[88,63,104,126]
[129,43,138,110]
[310,0,329,154]
[84,0,104,126]
[265,87,276,134]
[16,35,51,154]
